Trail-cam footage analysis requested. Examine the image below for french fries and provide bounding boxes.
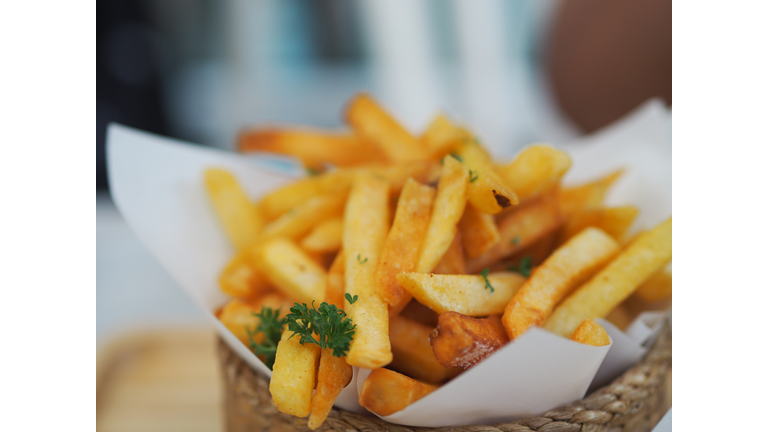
[218,249,271,299]
[343,173,393,368]
[502,227,620,339]
[458,204,501,258]
[270,330,321,417]
[430,312,509,369]
[570,318,610,347]
[253,238,327,303]
[390,316,462,384]
[498,144,572,202]
[324,251,345,308]
[301,217,344,253]
[359,368,438,416]
[421,113,466,159]
[260,193,347,242]
[634,261,672,303]
[454,139,519,213]
[260,168,357,221]
[558,205,639,245]
[432,232,466,275]
[308,349,353,429]
[544,218,672,337]
[557,169,624,217]
[397,272,526,316]
[204,168,264,250]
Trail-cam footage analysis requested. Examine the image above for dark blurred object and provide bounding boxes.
[97,0,169,190]
[546,0,671,133]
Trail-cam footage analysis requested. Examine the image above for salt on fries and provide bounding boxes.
[205,93,672,428]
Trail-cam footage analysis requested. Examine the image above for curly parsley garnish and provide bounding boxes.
[507,255,533,278]
[285,301,357,357]
[480,268,494,293]
[246,307,286,370]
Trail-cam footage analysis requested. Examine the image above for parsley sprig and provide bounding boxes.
[285,301,357,357]
[246,307,286,370]
[480,268,494,293]
[469,170,479,183]
[507,255,533,277]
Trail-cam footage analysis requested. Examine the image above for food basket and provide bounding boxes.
[217,315,671,432]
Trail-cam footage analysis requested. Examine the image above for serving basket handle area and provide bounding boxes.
[217,314,671,432]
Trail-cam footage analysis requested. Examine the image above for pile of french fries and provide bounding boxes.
[209,94,672,429]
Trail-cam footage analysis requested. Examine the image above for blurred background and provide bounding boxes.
[96,0,669,429]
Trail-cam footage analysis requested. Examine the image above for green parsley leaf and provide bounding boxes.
[357,254,368,264]
[285,301,357,357]
[507,255,533,278]
[306,167,321,177]
[480,268,494,293]
[511,235,521,245]
[469,170,479,183]
[449,152,464,163]
[246,306,286,370]
[345,293,358,305]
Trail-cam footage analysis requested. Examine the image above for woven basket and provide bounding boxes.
[218,317,671,432]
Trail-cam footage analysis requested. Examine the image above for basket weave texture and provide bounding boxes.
[218,317,671,432]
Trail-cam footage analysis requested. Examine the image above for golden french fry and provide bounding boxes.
[559,206,639,245]
[307,349,353,430]
[374,178,435,310]
[558,169,624,217]
[503,227,619,339]
[634,261,672,303]
[253,238,327,303]
[430,312,509,369]
[270,330,321,417]
[238,128,387,167]
[459,204,501,258]
[301,217,344,253]
[346,94,429,162]
[545,218,672,337]
[359,368,438,416]
[466,195,563,273]
[570,318,610,347]
[421,114,467,159]
[343,173,393,368]
[372,161,442,196]
[454,139,519,213]
[605,304,633,331]
[261,193,347,242]
[204,168,264,250]
[325,251,345,308]
[499,144,572,202]
[433,232,466,274]
[218,249,271,300]
[397,272,526,316]
[217,293,293,345]
[416,156,469,273]
[389,316,462,384]
[399,299,439,328]
[261,169,358,221]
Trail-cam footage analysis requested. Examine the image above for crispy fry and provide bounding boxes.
[343,173,393,368]
[416,156,469,273]
[373,160,442,195]
[502,227,619,339]
[359,368,438,416]
[559,206,639,245]
[570,318,610,347]
[466,195,563,273]
[307,349,353,430]
[455,139,519,213]
[238,128,387,167]
[398,299,439,327]
[204,168,264,250]
[325,251,346,308]
[634,261,672,303]
[430,312,509,369]
[301,217,344,253]
[261,193,347,242]
[270,330,321,417]
[604,304,633,331]
[544,218,672,337]
[218,249,271,300]
[218,293,293,345]
[557,169,624,217]
[390,316,462,384]
[261,169,358,221]
[375,178,435,310]
[421,114,467,159]
[397,272,526,316]
[253,238,327,303]
[499,144,572,202]
[433,232,466,274]
[459,204,501,258]
[346,94,429,163]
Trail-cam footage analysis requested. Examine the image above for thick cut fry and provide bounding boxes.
[421,114,467,159]
[261,169,358,221]
[558,169,624,217]
[238,128,387,167]
[325,251,345,308]
[270,330,321,417]
[397,272,526,316]
[390,316,462,384]
[459,204,501,258]
[218,299,262,345]
[218,249,271,299]
[416,156,469,273]
[634,261,672,303]
[503,227,619,339]
[430,313,509,369]
[261,193,347,242]
[456,140,519,213]
[466,195,562,273]
[301,217,344,253]
[570,318,610,347]
[433,232,466,274]
[399,299,439,327]
[346,94,429,162]
[374,178,435,309]
[307,349,353,430]
[343,173,393,368]
[559,206,639,245]
[499,144,572,202]
[253,238,327,303]
[204,168,264,250]
[359,368,438,416]
[605,304,633,331]
[545,218,672,337]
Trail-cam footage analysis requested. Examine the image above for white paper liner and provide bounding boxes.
[106,98,671,426]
